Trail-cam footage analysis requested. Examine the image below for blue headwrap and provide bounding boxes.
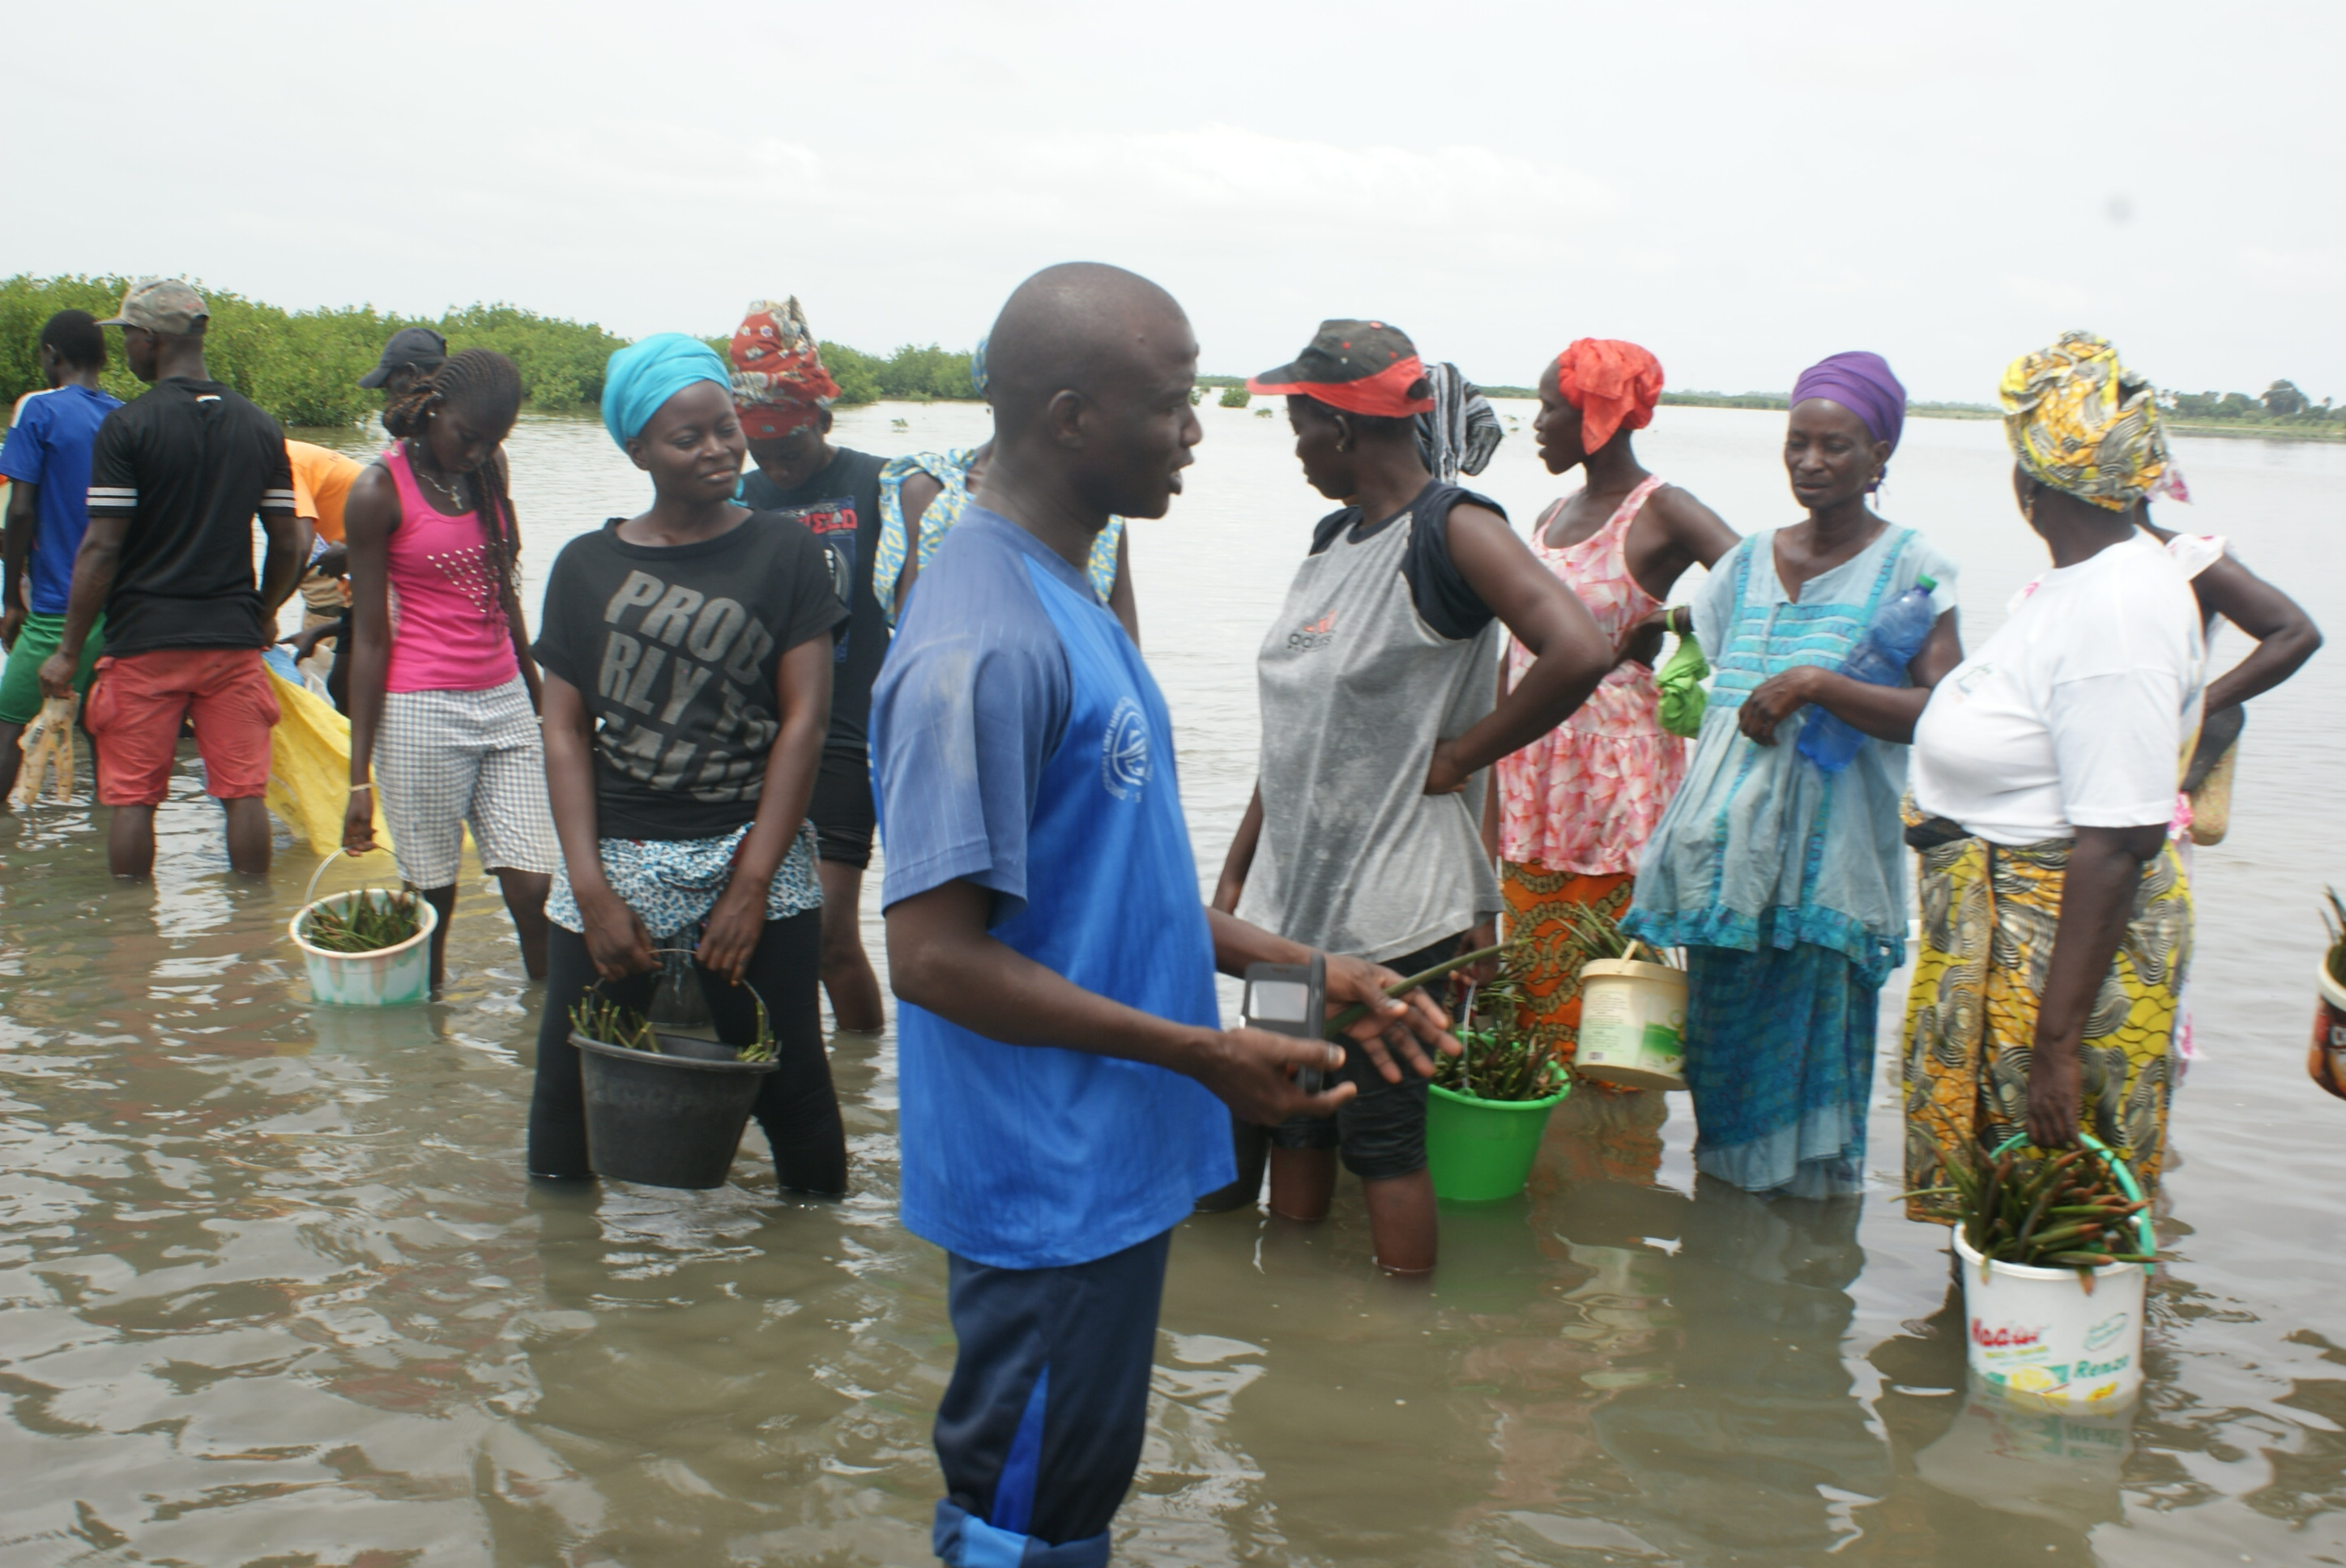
[970,335,989,398]
[601,334,731,450]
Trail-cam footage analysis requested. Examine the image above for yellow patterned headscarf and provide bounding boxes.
[1999,331,2172,510]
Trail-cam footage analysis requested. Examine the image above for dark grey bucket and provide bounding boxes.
[574,1030,778,1189]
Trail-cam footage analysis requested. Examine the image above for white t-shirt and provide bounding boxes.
[1912,534,2203,846]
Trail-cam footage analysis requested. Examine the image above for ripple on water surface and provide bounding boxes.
[2,403,2344,1566]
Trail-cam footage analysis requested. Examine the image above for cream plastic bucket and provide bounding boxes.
[290,891,437,1008]
[1953,1228,2146,1410]
[1575,958,1687,1090]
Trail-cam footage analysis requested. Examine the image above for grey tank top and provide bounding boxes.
[1236,491,1504,962]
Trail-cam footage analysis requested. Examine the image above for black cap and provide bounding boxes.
[1247,320,1434,416]
[359,326,449,389]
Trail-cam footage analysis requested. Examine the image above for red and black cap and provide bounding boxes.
[1248,319,1435,417]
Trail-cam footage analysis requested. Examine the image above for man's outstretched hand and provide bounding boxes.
[1322,952,1461,1084]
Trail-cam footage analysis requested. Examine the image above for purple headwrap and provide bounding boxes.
[1791,351,1907,490]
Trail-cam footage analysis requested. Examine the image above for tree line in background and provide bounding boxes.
[1,276,985,428]
[6,277,2339,434]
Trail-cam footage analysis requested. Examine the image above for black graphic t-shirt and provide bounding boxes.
[534,513,847,840]
[740,446,887,757]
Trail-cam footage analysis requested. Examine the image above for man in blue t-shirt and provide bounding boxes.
[871,263,1456,1568]
[0,310,122,803]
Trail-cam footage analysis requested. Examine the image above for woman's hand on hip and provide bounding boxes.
[695,882,766,986]
[1423,739,1473,795]
[1738,666,1820,746]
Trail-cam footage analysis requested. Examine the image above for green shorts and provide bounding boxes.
[0,612,104,726]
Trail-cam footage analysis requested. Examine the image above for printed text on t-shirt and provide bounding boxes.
[598,568,778,801]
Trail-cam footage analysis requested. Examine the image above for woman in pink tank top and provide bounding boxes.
[340,350,559,991]
[1493,340,1738,1101]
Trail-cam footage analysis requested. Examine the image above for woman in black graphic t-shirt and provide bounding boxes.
[527,336,848,1192]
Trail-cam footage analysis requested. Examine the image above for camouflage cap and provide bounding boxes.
[97,277,209,335]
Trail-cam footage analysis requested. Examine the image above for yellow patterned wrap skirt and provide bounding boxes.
[1900,822,2190,1222]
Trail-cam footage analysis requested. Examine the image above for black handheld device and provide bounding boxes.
[1243,951,1329,1092]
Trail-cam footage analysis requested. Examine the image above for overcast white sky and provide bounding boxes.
[12,2,2342,402]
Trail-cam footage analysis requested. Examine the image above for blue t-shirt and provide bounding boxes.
[0,385,125,613]
[871,508,1232,1270]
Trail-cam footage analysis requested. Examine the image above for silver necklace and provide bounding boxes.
[407,441,468,511]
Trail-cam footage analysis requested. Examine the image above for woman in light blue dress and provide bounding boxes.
[1624,352,1963,1197]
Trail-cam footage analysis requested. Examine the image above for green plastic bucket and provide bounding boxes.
[1426,1076,1571,1202]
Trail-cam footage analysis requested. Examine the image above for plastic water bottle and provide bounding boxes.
[1796,575,1939,773]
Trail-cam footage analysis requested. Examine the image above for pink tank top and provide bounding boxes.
[379,441,520,693]
[1495,475,1687,874]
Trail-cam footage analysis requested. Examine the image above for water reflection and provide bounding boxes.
[4,405,2346,1564]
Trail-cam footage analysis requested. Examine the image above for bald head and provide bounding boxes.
[986,263,1192,437]
[977,262,1201,524]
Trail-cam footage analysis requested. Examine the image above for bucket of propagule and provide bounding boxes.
[1426,1072,1572,1203]
[288,853,437,1008]
[1955,1136,2152,1411]
[1574,952,1687,1090]
[574,955,780,1190]
[2309,953,2346,1101]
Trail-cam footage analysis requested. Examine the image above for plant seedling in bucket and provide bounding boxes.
[1904,1127,2157,1409]
[1424,945,1570,1203]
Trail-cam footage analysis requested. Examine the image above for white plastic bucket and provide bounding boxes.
[290,890,437,1007]
[2311,953,2346,1100]
[1953,1227,2146,1410]
[1575,958,1687,1090]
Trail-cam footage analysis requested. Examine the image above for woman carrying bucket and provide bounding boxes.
[1901,333,2205,1212]
[1623,352,1963,1199]
[1491,340,1738,1087]
[1211,319,1610,1272]
[340,349,559,992]
[524,334,850,1195]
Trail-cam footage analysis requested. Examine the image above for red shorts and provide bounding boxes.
[86,648,279,806]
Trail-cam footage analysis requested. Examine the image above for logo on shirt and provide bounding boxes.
[1286,611,1337,653]
[1102,695,1150,800]
[775,498,857,662]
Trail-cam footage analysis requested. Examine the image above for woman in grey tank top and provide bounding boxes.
[1208,321,1613,1274]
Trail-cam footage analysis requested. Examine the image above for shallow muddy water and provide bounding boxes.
[2,397,2343,1566]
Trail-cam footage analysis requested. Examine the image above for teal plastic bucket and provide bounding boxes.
[290,889,436,1007]
[1427,1077,1570,1202]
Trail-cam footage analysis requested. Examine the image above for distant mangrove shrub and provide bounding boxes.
[1218,386,1251,408]
[0,275,629,428]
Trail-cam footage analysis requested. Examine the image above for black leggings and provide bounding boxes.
[527,908,847,1194]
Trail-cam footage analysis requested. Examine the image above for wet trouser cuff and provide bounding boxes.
[933,1499,1108,1567]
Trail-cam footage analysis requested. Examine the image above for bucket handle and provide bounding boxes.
[586,947,772,1060]
[304,846,373,909]
[298,847,418,940]
[1988,1131,2156,1266]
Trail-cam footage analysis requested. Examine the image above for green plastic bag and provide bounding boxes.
[1656,632,1708,739]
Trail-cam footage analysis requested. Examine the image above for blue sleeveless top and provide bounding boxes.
[1623,526,1958,988]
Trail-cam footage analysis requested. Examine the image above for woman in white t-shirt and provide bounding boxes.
[1900,333,2203,1218]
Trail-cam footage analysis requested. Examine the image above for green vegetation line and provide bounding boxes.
[2,275,988,429]
[12,278,2336,441]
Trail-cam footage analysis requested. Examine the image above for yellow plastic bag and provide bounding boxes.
[264,663,390,857]
[10,693,79,808]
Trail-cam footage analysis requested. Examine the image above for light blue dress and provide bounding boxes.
[1624,525,1957,1196]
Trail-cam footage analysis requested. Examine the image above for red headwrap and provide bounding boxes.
[1553,339,1664,451]
[729,297,838,439]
